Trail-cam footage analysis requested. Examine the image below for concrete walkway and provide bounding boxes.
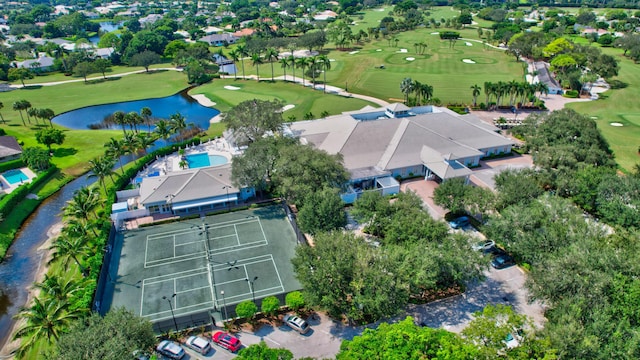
[9,68,183,88]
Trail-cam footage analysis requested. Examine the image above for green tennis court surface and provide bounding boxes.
[104,205,301,330]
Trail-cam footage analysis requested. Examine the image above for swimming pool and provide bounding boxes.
[186,153,228,169]
[3,169,29,185]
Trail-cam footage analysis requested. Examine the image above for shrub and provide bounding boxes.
[564,90,579,98]
[235,300,258,320]
[261,296,280,317]
[285,291,305,311]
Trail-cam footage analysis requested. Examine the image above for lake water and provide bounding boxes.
[89,21,124,44]
[51,91,220,131]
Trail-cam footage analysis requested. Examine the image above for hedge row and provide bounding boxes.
[0,159,26,173]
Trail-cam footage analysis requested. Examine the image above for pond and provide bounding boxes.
[89,21,124,44]
[51,90,220,131]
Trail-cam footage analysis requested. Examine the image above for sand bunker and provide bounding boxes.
[398,48,408,53]
[375,8,385,11]
[329,58,336,62]
[376,49,382,52]
[282,104,295,112]
[191,94,216,107]
[465,42,473,46]
[406,57,415,61]
[610,122,623,127]
[462,59,476,64]
[348,50,359,55]
[224,85,241,90]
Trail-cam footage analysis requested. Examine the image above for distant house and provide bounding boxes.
[139,13,164,27]
[233,28,256,37]
[93,47,115,59]
[534,61,563,94]
[201,26,223,34]
[13,55,55,72]
[0,136,23,163]
[199,33,237,46]
[313,10,338,21]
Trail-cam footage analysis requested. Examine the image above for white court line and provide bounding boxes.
[210,254,272,269]
[144,299,214,319]
[176,285,210,294]
[258,217,268,245]
[270,254,285,291]
[207,241,268,257]
[174,278,177,307]
[143,267,209,284]
[145,218,259,240]
[234,224,240,246]
[264,337,281,346]
[217,288,286,306]
[173,235,176,258]
[144,252,206,268]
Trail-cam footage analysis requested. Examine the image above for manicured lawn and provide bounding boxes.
[567,53,640,172]
[191,79,376,120]
[1,70,188,175]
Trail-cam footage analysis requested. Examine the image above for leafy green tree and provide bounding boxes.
[433,177,469,214]
[297,187,346,235]
[185,60,208,84]
[235,300,258,320]
[35,128,66,154]
[129,50,161,72]
[8,67,33,87]
[261,296,280,318]
[338,317,475,359]
[236,341,293,360]
[596,175,640,228]
[21,147,51,170]
[285,291,305,312]
[93,58,112,79]
[493,169,543,210]
[73,61,95,82]
[221,99,286,145]
[54,307,156,360]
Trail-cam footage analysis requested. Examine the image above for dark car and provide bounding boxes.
[212,331,242,353]
[491,254,515,269]
[449,216,470,229]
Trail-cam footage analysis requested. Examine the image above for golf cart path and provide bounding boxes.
[9,67,183,88]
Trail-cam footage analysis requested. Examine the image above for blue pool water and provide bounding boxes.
[186,153,228,169]
[3,169,29,185]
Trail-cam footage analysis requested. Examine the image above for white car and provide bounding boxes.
[184,335,211,355]
[283,314,310,334]
[156,340,185,359]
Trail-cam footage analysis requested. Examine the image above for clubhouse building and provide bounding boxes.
[287,103,514,203]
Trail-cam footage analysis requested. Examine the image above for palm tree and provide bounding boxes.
[136,132,156,154]
[104,137,127,175]
[123,131,142,155]
[64,186,102,222]
[28,107,39,125]
[23,100,32,124]
[141,107,152,133]
[484,81,493,106]
[318,55,331,93]
[295,57,309,86]
[88,156,116,194]
[154,119,172,142]
[251,53,263,81]
[471,84,481,107]
[508,80,519,106]
[236,44,248,80]
[228,49,240,80]
[400,77,414,104]
[12,100,27,126]
[35,274,84,303]
[169,112,188,135]
[13,297,83,356]
[49,233,91,274]
[421,83,434,103]
[125,111,142,134]
[412,79,422,104]
[288,55,296,82]
[279,57,289,82]
[38,108,55,128]
[308,56,318,87]
[0,101,5,124]
[536,82,549,101]
[113,110,127,135]
[265,47,279,82]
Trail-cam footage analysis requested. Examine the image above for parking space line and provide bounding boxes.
[264,337,281,346]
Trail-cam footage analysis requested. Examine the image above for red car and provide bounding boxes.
[212,331,242,352]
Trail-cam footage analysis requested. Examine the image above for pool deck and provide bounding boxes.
[134,138,236,184]
[0,168,37,194]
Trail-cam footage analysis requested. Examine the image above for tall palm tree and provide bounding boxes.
[236,44,248,80]
[288,55,296,82]
[112,110,127,135]
[12,100,26,126]
[279,57,289,82]
[136,132,156,154]
[318,55,331,93]
[400,77,414,104]
[64,187,102,222]
[154,119,172,142]
[22,100,32,124]
[295,57,309,86]
[265,47,279,82]
[104,137,127,175]
[228,49,240,80]
[484,81,493,106]
[35,274,84,303]
[141,107,152,133]
[125,111,142,134]
[0,101,5,124]
[88,156,116,194]
[13,297,83,356]
[123,132,142,155]
[49,233,91,274]
[308,56,318,87]
[169,112,188,135]
[28,107,39,125]
[38,108,55,128]
[420,83,434,103]
[470,84,481,107]
[508,80,519,106]
[251,53,263,81]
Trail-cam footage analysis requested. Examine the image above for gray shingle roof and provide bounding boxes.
[0,136,22,158]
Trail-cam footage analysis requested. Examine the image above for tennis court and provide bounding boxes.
[103,205,301,329]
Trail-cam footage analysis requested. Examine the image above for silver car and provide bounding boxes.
[283,314,310,334]
[184,335,211,355]
[156,340,185,359]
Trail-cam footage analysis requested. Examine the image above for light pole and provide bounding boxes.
[162,293,178,332]
[222,185,231,212]
[220,290,228,320]
[245,276,258,304]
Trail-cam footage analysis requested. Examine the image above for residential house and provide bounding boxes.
[287,104,513,203]
[0,136,23,163]
[199,33,237,46]
[313,10,338,21]
[93,47,115,59]
[139,13,164,27]
[13,55,55,72]
[534,61,563,94]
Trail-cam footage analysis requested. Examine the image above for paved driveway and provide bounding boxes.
[469,154,533,190]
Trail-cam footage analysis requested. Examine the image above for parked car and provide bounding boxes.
[472,240,495,252]
[283,314,310,334]
[212,331,242,353]
[184,335,211,355]
[491,254,515,269]
[156,340,185,359]
[449,216,470,229]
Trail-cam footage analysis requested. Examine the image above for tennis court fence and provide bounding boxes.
[282,202,308,246]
